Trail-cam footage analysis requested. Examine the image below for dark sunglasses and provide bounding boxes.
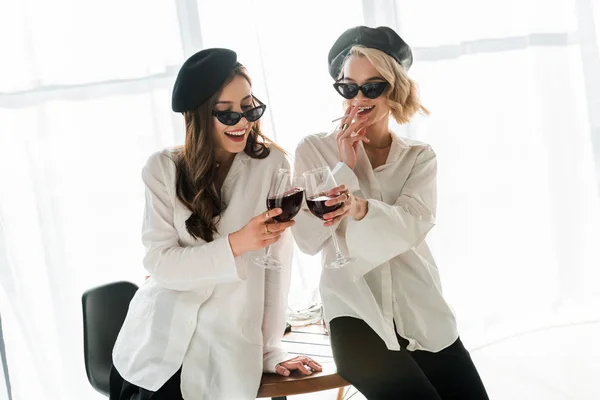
[212,96,267,126]
[333,81,389,99]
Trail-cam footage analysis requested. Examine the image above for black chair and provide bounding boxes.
[82,281,138,396]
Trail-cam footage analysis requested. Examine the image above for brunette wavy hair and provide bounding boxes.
[173,63,283,242]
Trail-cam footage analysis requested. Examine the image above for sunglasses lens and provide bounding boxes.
[363,82,388,99]
[335,83,359,99]
[217,112,241,126]
[245,105,266,122]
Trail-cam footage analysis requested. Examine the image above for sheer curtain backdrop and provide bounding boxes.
[0,0,599,399]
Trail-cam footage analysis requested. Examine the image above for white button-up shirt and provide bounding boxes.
[292,130,458,353]
[113,148,292,399]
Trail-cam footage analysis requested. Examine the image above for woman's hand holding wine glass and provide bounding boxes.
[253,169,304,269]
[303,167,356,269]
[323,185,366,227]
[320,185,368,227]
[229,208,295,257]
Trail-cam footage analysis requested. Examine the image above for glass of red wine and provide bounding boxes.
[303,166,355,269]
[253,168,304,270]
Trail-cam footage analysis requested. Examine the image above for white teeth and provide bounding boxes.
[225,129,245,136]
[359,106,374,112]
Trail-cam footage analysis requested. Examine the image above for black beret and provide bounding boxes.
[172,48,238,112]
[328,26,413,79]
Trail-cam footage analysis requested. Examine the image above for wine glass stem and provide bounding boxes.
[264,219,278,257]
[329,226,343,257]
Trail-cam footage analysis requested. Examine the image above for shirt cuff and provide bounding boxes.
[332,162,360,193]
[226,234,248,280]
[263,349,291,373]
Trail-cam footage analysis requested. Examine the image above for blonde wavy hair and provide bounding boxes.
[339,45,429,124]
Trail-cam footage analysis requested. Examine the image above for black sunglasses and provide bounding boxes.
[333,81,389,99]
[212,96,267,126]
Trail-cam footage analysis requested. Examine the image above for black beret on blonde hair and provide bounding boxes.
[328,26,413,79]
[328,26,429,124]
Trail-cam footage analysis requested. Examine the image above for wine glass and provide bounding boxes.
[303,166,355,269]
[253,168,304,270]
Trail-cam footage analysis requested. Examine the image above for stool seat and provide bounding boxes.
[257,361,348,398]
[256,323,349,400]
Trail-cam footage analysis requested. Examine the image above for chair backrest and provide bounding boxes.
[82,281,138,396]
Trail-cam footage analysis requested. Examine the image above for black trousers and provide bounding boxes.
[330,317,489,400]
[109,365,183,400]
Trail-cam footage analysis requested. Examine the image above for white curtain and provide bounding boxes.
[0,315,9,400]
[388,1,600,397]
[1,0,599,399]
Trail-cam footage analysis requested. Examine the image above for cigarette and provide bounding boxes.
[331,100,361,122]
[331,114,350,123]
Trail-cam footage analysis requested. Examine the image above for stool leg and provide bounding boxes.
[336,386,347,400]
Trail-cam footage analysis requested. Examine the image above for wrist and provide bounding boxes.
[352,198,368,221]
[338,153,355,170]
[228,232,243,257]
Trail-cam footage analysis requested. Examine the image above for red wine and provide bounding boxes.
[306,194,343,220]
[267,188,304,222]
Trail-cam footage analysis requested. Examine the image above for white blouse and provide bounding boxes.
[112,147,292,400]
[292,130,459,353]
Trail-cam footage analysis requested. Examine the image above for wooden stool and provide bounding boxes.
[257,361,348,399]
[257,323,349,399]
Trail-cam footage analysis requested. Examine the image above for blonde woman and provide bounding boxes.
[292,27,489,399]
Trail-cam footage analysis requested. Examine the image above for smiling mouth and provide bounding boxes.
[224,128,247,142]
[358,105,375,115]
